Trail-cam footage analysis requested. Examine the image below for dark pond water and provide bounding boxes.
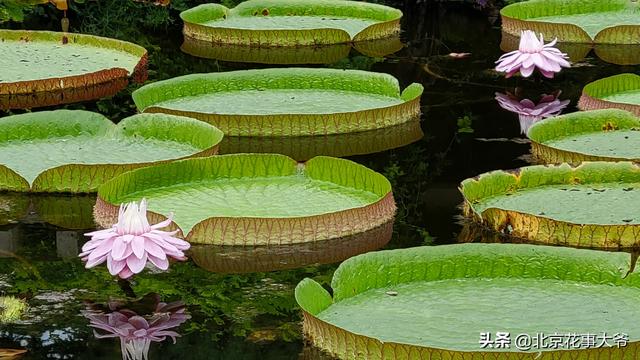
[1,1,638,359]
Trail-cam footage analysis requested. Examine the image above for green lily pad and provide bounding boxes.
[190,220,392,273]
[181,36,403,65]
[95,154,396,245]
[0,110,223,193]
[528,109,640,164]
[460,161,640,248]
[132,68,423,136]
[579,74,640,117]
[501,0,640,44]
[180,0,402,46]
[218,120,423,161]
[0,29,148,110]
[296,243,640,358]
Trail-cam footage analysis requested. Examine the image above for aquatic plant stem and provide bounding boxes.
[118,278,136,298]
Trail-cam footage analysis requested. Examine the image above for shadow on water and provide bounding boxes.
[1,0,639,358]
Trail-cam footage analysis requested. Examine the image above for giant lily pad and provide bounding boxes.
[579,74,640,116]
[296,243,640,359]
[132,68,423,136]
[180,0,402,46]
[219,120,423,161]
[181,36,403,65]
[191,220,392,273]
[95,154,396,245]
[0,30,147,110]
[0,110,223,193]
[460,161,640,248]
[501,0,640,45]
[528,109,640,164]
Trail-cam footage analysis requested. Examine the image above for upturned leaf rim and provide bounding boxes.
[0,110,223,193]
[579,74,640,117]
[527,108,640,164]
[95,154,396,245]
[180,0,403,46]
[132,68,423,137]
[459,161,640,248]
[500,0,640,44]
[296,243,640,358]
[0,29,148,110]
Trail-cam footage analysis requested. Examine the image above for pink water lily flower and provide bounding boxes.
[80,199,190,279]
[86,301,189,360]
[495,91,570,134]
[496,30,570,78]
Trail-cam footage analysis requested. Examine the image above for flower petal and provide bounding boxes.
[132,236,146,259]
[111,236,129,260]
[87,237,116,261]
[148,255,169,271]
[144,238,167,260]
[520,64,535,77]
[118,266,135,279]
[126,253,148,274]
[107,256,127,275]
[85,254,107,268]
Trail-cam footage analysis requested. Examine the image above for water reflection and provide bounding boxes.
[298,344,335,360]
[83,294,190,360]
[191,220,393,273]
[0,348,27,358]
[0,194,29,226]
[458,221,535,246]
[594,44,640,66]
[0,72,129,111]
[495,90,569,135]
[0,193,96,229]
[459,221,640,253]
[219,120,423,161]
[0,227,20,257]
[181,36,403,65]
[55,231,81,259]
[0,223,85,260]
[500,31,640,66]
[0,220,306,358]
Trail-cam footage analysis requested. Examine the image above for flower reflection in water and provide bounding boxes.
[83,294,190,360]
[495,91,570,135]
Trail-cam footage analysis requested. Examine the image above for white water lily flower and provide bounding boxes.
[496,30,570,78]
[80,199,189,279]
